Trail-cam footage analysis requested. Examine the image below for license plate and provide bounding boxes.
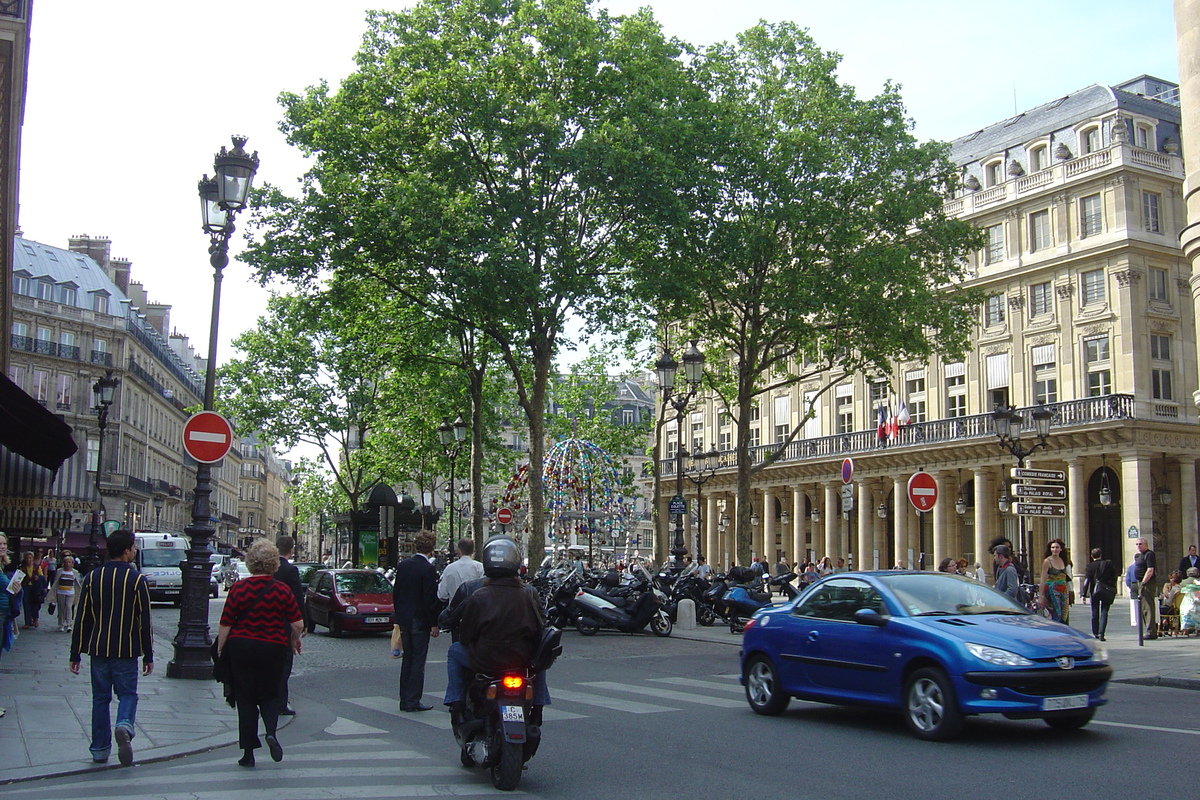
[1042,694,1088,711]
[500,705,524,722]
[364,616,389,624]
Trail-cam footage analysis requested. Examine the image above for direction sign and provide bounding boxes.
[841,458,854,485]
[907,472,938,512]
[182,411,234,463]
[1014,502,1067,517]
[1011,468,1066,482]
[841,484,854,512]
[496,507,514,525]
[669,495,687,515]
[1012,484,1066,499]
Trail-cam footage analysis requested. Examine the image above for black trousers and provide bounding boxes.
[1090,592,1113,637]
[227,637,288,750]
[398,623,431,709]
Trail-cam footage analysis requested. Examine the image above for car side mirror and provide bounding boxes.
[854,608,888,627]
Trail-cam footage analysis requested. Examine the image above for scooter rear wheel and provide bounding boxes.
[575,617,600,636]
[697,605,716,626]
[491,739,523,791]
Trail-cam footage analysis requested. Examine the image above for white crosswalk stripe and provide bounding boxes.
[579,680,746,708]
[551,688,677,713]
[647,676,745,694]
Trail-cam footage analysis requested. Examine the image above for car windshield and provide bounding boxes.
[140,549,183,568]
[335,573,391,595]
[877,573,1027,616]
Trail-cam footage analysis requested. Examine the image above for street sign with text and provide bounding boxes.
[1015,502,1067,517]
[669,496,687,515]
[1011,468,1065,482]
[1012,484,1067,499]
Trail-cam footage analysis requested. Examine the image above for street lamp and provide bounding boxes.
[84,370,119,573]
[657,341,705,572]
[682,447,719,560]
[153,495,165,532]
[168,136,259,680]
[438,414,468,557]
[991,403,1053,579]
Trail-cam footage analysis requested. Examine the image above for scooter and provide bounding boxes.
[572,575,672,637]
[455,627,562,791]
[722,572,800,633]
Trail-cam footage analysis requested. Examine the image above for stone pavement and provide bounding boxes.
[0,597,1195,785]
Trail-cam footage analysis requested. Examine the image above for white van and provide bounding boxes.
[134,533,189,603]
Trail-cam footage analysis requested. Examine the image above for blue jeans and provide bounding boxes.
[90,657,139,760]
[443,641,550,706]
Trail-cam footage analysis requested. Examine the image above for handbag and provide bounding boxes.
[47,602,56,615]
[212,578,276,683]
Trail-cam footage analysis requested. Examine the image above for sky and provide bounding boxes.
[19,0,1179,370]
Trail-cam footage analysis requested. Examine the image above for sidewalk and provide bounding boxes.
[0,614,248,784]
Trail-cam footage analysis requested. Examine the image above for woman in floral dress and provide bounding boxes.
[1039,538,1072,623]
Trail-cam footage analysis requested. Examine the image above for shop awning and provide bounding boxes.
[0,373,78,473]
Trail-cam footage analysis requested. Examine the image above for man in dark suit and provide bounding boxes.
[392,530,441,711]
[275,536,306,715]
[1179,544,1200,576]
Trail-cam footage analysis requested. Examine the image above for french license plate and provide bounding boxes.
[1042,694,1088,711]
[500,705,524,722]
[364,616,389,624]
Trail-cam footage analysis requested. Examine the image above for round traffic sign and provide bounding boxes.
[907,472,938,512]
[182,411,235,463]
[841,458,854,484]
[496,507,514,525]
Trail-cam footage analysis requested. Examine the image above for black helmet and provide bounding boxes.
[481,536,521,578]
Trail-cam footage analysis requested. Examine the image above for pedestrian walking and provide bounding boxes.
[273,535,307,716]
[18,551,46,629]
[217,539,303,768]
[437,539,484,621]
[391,530,441,712]
[50,554,79,631]
[68,529,153,766]
[1039,539,1072,623]
[992,545,1020,602]
[1,532,21,659]
[1133,537,1158,638]
[1081,548,1117,641]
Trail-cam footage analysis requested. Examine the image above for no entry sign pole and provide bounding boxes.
[907,472,939,570]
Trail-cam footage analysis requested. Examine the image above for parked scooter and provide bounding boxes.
[721,571,800,633]
[571,569,672,637]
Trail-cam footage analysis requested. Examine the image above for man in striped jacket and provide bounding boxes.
[69,529,153,766]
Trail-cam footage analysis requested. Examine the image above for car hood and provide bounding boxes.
[339,593,392,607]
[909,614,1095,657]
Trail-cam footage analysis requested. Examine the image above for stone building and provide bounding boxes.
[659,76,1194,583]
[236,433,296,553]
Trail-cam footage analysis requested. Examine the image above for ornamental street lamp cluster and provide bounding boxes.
[168,136,259,680]
[680,446,719,560]
[83,370,119,573]
[438,415,468,556]
[655,341,705,572]
[991,403,1053,578]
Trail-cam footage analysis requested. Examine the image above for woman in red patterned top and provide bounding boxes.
[216,539,303,768]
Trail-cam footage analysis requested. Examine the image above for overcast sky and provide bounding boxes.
[19,0,1178,368]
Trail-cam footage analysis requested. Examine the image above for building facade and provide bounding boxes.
[236,434,296,553]
[659,76,1195,584]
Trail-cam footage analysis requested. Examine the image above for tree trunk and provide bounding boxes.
[524,348,551,568]
[468,362,486,552]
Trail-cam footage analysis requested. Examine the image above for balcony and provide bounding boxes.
[659,394,1137,476]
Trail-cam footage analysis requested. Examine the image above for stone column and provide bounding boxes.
[973,469,994,577]
[1121,452,1153,567]
[1181,459,1198,547]
[1067,458,1088,593]
[893,475,909,568]
[792,487,805,566]
[1175,0,1200,404]
[873,480,888,570]
[856,480,873,571]
[824,483,838,559]
[705,494,718,566]
[933,471,949,565]
[762,489,775,564]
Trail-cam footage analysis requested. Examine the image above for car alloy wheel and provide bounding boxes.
[904,667,964,741]
[744,655,789,715]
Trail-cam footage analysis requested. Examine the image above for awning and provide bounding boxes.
[0,373,78,472]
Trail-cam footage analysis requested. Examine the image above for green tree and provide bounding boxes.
[643,23,983,566]
[243,0,697,565]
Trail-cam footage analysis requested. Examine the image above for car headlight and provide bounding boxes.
[1086,641,1109,664]
[965,642,1035,667]
[344,605,358,615]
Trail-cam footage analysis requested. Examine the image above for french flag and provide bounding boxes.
[898,399,912,426]
[876,405,887,441]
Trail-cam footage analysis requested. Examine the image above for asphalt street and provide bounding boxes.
[8,603,1198,800]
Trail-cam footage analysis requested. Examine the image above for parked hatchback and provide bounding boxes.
[740,571,1111,740]
[305,569,394,637]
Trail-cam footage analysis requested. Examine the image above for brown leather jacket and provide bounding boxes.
[458,576,545,676]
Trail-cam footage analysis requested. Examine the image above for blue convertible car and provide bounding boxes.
[739,571,1111,740]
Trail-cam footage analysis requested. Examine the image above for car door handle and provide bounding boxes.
[807,631,819,642]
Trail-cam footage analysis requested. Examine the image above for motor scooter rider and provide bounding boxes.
[440,536,550,731]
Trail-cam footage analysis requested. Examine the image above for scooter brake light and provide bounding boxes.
[502,675,525,690]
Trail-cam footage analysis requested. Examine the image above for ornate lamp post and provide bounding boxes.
[438,415,468,557]
[168,136,259,680]
[656,341,705,572]
[84,370,119,573]
[681,447,719,560]
[153,495,165,532]
[991,403,1053,579]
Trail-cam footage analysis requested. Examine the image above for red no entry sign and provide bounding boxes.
[182,411,234,463]
[907,471,938,512]
[496,507,514,525]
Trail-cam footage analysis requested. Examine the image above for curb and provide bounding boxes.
[1112,675,1200,692]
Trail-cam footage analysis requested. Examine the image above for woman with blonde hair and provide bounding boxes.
[216,539,303,767]
[50,554,79,631]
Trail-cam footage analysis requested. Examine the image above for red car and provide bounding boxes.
[305,569,394,637]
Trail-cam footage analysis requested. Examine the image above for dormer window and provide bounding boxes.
[91,291,109,315]
[1081,126,1101,154]
[1030,145,1048,172]
[1135,123,1154,150]
[984,160,1004,188]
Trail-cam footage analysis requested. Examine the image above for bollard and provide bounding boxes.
[677,598,697,629]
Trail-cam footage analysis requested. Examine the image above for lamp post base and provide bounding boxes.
[166,525,215,680]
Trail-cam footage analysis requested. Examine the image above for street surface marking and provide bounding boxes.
[1093,720,1200,736]
[648,677,744,694]
[343,696,453,729]
[289,737,397,749]
[2,767,478,794]
[552,688,677,713]
[4,787,502,800]
[324,717,388,736]
[580,681,745,708]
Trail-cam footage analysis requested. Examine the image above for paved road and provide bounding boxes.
[9,623,1198,800]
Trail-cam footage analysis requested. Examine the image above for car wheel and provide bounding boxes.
[744,655,789,715]
[1042,707,1095,730]
[328,616,343,638]
[650,609,673,637]
[904,667,964,741]
[575,617,600,636]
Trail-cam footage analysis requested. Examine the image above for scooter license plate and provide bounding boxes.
[500,705,525,722]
